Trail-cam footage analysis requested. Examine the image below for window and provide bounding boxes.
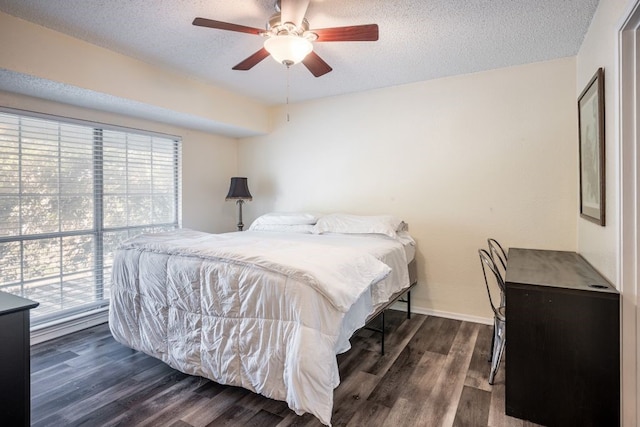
[0,109,181,326]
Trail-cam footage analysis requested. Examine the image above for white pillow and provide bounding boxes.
[248,223,314,233]
[249,212,320,229]
[313,214,407,238]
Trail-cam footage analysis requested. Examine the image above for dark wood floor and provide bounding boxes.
[30,310,540,427]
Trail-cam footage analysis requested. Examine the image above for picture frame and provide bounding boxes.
[578,67,605,226]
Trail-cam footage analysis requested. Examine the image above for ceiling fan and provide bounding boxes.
[192,0,379,77]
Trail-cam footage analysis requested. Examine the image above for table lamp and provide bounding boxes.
[225,177,252,231]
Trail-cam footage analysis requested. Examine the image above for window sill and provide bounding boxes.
[31,307,109,345]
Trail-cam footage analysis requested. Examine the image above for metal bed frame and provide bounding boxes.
[363,258,418,354]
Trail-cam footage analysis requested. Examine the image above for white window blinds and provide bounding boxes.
[0,110,182,325]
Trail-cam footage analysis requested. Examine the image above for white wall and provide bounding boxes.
[0,90,239,234]
[576,0,630,282]
[0,11,270,137]
[238,57,578,321]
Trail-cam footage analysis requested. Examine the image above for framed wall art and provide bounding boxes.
[578,67,605,226]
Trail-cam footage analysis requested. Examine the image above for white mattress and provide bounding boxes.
[109,229,413,426]
[397,230,416,262]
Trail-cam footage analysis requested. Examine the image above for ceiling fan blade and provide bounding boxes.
[232,48,271,71]
[302,51,332,77]
[192,17,263,35]
[312,24,379,42]
[280,0,310,27]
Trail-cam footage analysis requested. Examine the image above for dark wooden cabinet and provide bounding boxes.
[0,291,39,427]
[505,248,620,427]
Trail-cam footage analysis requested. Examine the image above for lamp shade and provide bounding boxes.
[225,177,252,200]
[264,35,313,65]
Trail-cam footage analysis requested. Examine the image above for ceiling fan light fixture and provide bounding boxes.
[264,35,313,66]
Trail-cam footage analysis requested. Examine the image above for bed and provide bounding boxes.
[108,213,416,426]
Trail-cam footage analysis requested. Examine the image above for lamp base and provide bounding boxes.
[236,200,245,231]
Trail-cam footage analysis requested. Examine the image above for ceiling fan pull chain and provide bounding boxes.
[286,65,291,122]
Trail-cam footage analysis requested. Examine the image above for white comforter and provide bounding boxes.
[108,229,410,425]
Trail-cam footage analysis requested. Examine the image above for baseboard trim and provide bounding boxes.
[31,308,109,345]
[390,301,493,325]
[28,302,492,345]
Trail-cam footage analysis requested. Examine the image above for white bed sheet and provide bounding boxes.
[109,229,411,426]
[397,230,416,262]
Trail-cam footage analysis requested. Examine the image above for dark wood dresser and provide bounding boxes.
[505,248,620,427]
[0,291,39,426]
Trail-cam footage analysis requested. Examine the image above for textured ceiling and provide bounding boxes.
[0,0,599,107]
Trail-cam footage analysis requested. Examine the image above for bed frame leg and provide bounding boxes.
[365,285,417,357]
